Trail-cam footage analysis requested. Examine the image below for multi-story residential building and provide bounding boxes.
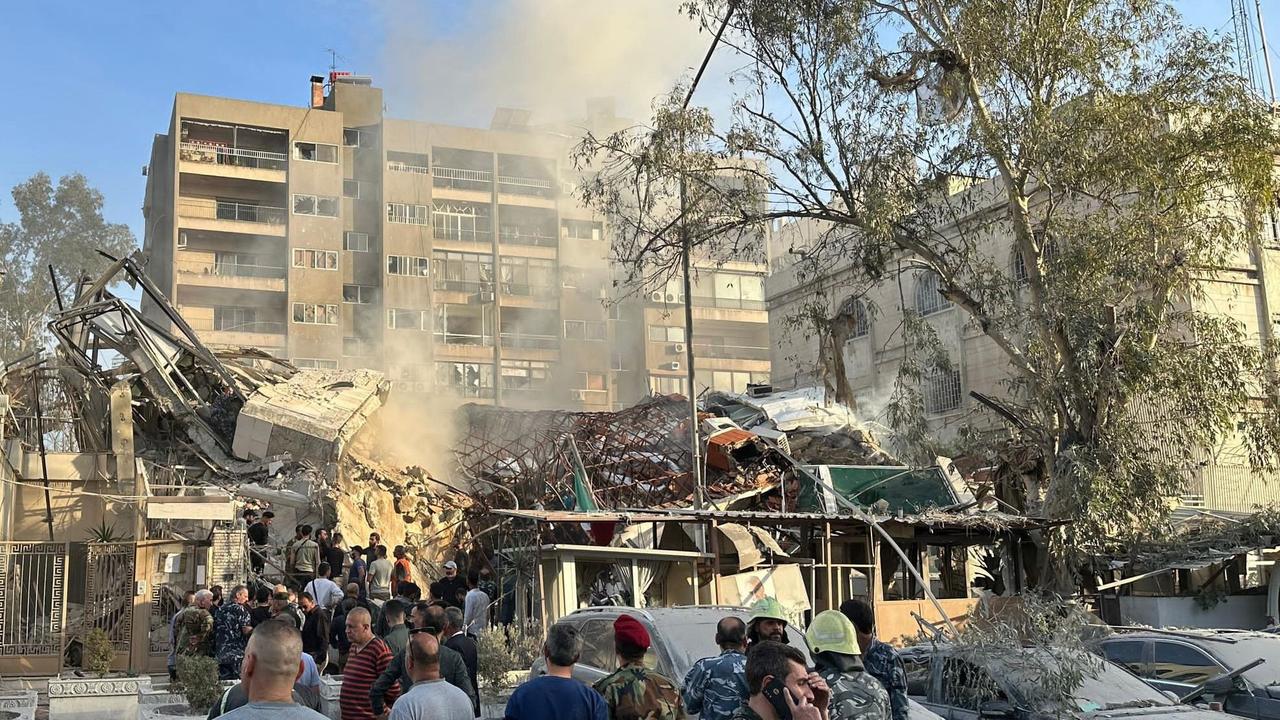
[141,74,770,410]
[765,180,1280,513]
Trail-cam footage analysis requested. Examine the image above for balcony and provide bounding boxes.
[433,226,493,244]
[692,343,771,361]
[433,331,494,347]
[497,174,555,198]
[187,316,286,348]
[692,296,768,311]
[179,198,286,236]
[180,142,288,172]
[500,333,560,350]
[500,282,558,299]
[432,166,492,192]
[176,259,286,292]
[387,160,431,175]
[498,228,557,248]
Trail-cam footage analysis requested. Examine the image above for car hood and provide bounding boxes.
[1080,707,1234,720]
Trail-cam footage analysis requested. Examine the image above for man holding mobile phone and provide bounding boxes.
[733,641,829,720]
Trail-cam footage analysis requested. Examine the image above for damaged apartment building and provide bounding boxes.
[139,73,773,411]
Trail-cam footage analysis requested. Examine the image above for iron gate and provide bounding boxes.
[0,542,67,657]
[84,543,135,651]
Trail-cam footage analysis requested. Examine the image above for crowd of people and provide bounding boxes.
[504,597,905,720]
[164,510,499,718]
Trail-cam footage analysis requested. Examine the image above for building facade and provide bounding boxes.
[765,179,1280,513]
[141,74,770,411]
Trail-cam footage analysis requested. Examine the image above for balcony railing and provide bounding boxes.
[179,198,286,225]
[188,317,286,334]
[497,174,555,197]
[500,333,560,350]
[387,160,431,175]
[434,279,490,294]
[433,226,493,243]
[498,228,557,247]
[433,331,494,347]
[432,166,493,191]
[692,343,771,361]
[180,142,288,171]
[691,296,768,311]
[177,259,286,280]
[501,283,558,299]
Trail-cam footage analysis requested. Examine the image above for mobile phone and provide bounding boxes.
[763,677,794,720]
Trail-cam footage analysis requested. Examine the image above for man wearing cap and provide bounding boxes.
[436,561,466,610]
[682,616,748,720]
[593,615,685,720]
[747,598,789,645]
[806,611,889,720]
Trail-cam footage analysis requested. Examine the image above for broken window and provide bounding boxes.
[292,248,338,270]
[292,302,338,325]
[432,201,490,241]
[387,255,430,277]
[502,359,552,391]
[500,256,556,296]
[387,308,425,330]
[343,128,362,147]
[564,319,607,341]
[293,141,337,163]
[214,306,257,331]
[579,372,606,391]
[433,251,493,292]
[562,219,603,241]
[343,179,360,199]
[436,361,495,398]
[387,202,429,226]
[649,375,687,395]
[293,194,339,218]
[940,658,1006,711]
[343,285,375,304]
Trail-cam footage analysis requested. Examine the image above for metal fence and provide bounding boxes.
[84,543,135,652]
[0,542,67,658]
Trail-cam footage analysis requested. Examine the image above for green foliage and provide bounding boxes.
[0,172,134,362]
[82,627,114,675]
[175,655,220,713]
[576,0,1280,585]
[476,622,543,694]
[85,519,129,543]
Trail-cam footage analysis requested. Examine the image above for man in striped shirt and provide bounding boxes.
[340,607,397,720]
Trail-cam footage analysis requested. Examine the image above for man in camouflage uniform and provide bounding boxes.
[840,599,908,720]
[805,611,889,720]
[174,588,215,658]
[594,614,686,720]
[213,585,253,679]
[682,616,749,720]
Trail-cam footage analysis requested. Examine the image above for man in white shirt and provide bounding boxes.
[303,563,344,610]
[461,570,489,637]
[389,633,473,720]
[368,546,394,604]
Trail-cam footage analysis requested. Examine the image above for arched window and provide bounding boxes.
[837,296,871,338]
[914,271,952,316]
[1012,250,1028,285]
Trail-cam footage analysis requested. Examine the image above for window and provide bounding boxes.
[564,319,607,341]
[436,362,494,398]
[611,353,625,371]
[387,151,429,174]
[292,142,337,163]
[291,303,338,325]
[579,372,606,391]
[343,128,362,147]
[343,284,375,304]
[838,297,870,338]
[915,271,952,315]
[293,358,338,370]
[1102,641,1147,676]
[576,619,617,672]
[387,202,429,226]
[502,360,552,391]
[924,367,962,415]
[387,308,426,330]
[343,179,360,198]
[214,306,257,331]
[649,375,688,396]
[940,658,1005,711]
[433,251,493,292]
[501,256,557,297]
[432,201,490,241]
[711,371,756,394]
[563,219,602,241]
[1152,642,1223,686]
[904,655,932,698]
[344,231,370,252]
[1012,250,1029,285]
[293,194,339,217]
[387,255,430,277]
[292,248,338,270]
[647,325,686,343]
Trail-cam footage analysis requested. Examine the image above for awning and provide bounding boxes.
[716,522,790,569]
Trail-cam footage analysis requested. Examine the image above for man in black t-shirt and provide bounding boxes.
[247,511,273,575]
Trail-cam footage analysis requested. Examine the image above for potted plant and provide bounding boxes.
[138,655,220,719]
[48,628,152,720]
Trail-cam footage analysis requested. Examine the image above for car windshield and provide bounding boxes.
[1208,637,1280,686]
[658,617,810,679]
[1003,652,1174,713]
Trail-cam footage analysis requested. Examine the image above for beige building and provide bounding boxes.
[766,179,1279,513]
[141,75,770,410]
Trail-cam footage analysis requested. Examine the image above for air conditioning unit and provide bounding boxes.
[669,343,685,354]
[177,231,188,248]
[664,361,681,371]
[649,291,665,303]
[665,292,678,303]
[414,382,429,393]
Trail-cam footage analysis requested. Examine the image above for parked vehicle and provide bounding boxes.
[1098,629,1280,720]
[530,605,944,720]
[900,642,1234,720]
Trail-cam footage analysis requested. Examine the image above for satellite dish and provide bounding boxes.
[916,62,968,125]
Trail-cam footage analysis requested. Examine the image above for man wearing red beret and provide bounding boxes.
[593,615,686,720]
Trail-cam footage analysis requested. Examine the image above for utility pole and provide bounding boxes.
[679,3,736,511]
[1256,0,1277,104]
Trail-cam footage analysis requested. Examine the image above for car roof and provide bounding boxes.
[1105,628,1280,645]
[561,605,754,624]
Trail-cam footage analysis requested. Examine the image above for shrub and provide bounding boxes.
[82,628,114,675]
[176,655,221,713]
[476,626,517,694]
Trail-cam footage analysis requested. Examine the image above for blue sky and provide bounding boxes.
[0,1,1272,246]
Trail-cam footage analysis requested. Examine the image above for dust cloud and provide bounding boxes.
[374,0,709,127]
